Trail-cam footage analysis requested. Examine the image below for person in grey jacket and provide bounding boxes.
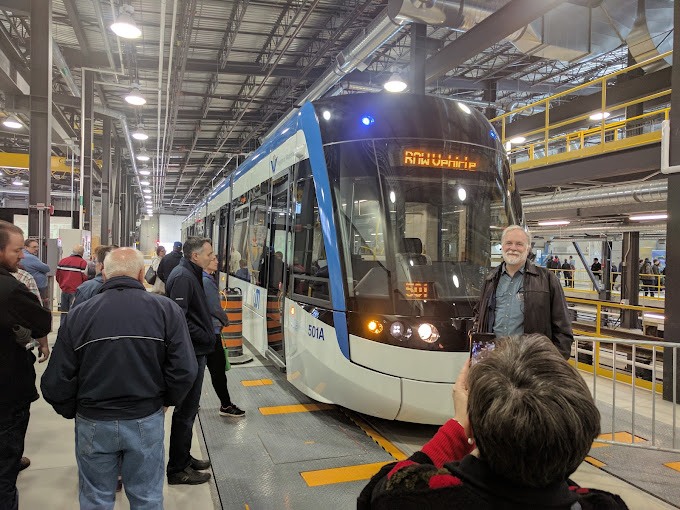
[71,245,113,308]
[203,254,245,418]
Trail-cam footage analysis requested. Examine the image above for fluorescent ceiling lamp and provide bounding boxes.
[142,188,152,194]
[629,213,667,221]
[537,220,570,226]
[11,179,22,186]
[383,72,407,93]
[132,126,148,141]
[125,85,146,106]
[140,180,150,186]
[110,5,141,39]
[139,169,151,176]
[509,136,526,144]
[643,312,665,321]
[589,111,610,121]
[136,149,150,162]
[457,102,471,114]
[2,116,22,129]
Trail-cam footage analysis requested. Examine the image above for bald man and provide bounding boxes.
[56,244,88,312]
[42,248,198,508]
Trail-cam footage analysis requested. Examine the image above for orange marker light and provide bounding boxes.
[367,320,383,334]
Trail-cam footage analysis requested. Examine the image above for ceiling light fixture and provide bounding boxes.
[537,220,570,226]
[139,168,151,176]
[12,179,22,186]
[509,136,526,144]
[140,180,150,186]
[383,72,407,93]
[125,84,146,106]
[589,111,610,121]
[629,213,667,221]
[132,125,148,141]
[2,115,22,129]
[110,4,142,39]
[136,148,150,162]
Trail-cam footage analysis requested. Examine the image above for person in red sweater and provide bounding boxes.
[56,244,88,312]
[359,334,629,510]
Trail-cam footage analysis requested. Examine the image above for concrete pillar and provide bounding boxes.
[28,0,52,260]
[620,232,639,329]
[81,71,94,231]
[100,118,111,244]
[410,23,427,95]
[663,0,680,402]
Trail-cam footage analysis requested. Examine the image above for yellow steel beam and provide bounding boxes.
[0,153,102,174]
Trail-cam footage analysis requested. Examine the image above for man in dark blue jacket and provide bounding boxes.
[0,221,52,510]
[157,241,182,283]
[165,237,217,485]
[41,247,198,508]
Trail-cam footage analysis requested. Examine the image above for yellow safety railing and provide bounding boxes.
[491,50,673,171]
[565,296,662,337]
[546,268,665,299]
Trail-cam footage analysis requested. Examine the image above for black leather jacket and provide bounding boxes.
[474,260,573,359]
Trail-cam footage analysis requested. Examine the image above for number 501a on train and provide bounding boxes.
[182,93,522,425]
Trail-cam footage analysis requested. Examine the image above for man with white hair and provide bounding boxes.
[42,247,198,509]
[473,225,573,359]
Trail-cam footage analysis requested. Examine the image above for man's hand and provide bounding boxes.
[452,359,471,433]
[37,337,50,362]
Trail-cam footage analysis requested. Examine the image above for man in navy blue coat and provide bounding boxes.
[165,237,216,485]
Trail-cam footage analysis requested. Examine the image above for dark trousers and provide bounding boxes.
[0,405,30,510]
[60,292,75,312]
[167,354,207,476]
[206,335,232,408]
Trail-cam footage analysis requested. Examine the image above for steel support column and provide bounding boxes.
[100,118,111,244]
[483,81,498,119]
[620,232,639,329]
[111,143,121,245]
[600,240,611,302]
[81,71,94,231]
[410,23,426,95]
[28,0,52,258]
[120,172,128,246]
[663,0,680,402]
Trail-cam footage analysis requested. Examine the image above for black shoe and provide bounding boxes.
[19,457,30,471]
[190,456,211,470]
[219,404,245,417]
[167,466,211,485]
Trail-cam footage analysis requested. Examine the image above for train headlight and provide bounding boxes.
[417,323,440,343]
[367,320,383,334]
[390,321,404,338]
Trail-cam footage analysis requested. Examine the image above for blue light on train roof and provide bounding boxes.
[361,115,375,126]
[489,129,497,139]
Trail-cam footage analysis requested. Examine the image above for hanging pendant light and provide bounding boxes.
[132,124,149,140]
[384,72,407,93]
[2,115,23,129]
[110,5,142,39]
[125,84,146,106]
[136,148,151,161]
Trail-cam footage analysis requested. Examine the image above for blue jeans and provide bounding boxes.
[60,292,74,312]
[0,405,30,510]
[167,354,207,475]
[75,408,165,510]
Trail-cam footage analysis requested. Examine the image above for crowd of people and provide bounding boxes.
[1,221,631,509]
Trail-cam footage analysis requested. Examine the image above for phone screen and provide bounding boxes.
[470,332,496,365]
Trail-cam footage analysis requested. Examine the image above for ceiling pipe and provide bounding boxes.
[264,8,407,140]
[521,181,667,213]
[91,0,123,76]
[530,223,666,235]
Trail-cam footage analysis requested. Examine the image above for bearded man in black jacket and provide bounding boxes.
[0,221,52,510]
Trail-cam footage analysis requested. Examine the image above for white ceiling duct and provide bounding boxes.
[511,0,638,62]
[522,181,667,213]
[626,0,673,67]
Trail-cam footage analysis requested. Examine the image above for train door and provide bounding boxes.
[264,170,293,365]
[217,205,230,279]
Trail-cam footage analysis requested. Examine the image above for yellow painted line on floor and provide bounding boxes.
[241,379,273,387]
[591,431,647,448]
[301,461,391,487]
[245,505,250,510]
[345,413,408,461]
[664,462,680,473]
[259,403,335,415]
[585,456,606,468]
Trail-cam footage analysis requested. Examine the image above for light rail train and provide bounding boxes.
[182,93,522,424]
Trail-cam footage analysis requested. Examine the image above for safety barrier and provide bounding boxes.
[266,294,283,348]
[546,268,665,300]
[220,288,252,365]
[573,336,679,453]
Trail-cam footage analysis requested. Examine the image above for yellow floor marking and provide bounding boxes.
[259,403,334,415]
[592,431,647,448]
[585,456,606,468]
[241,379,273,387]
[346,413,408,461]
[245,505,250,510]
[301,462,391,487]
[664,462,680,473]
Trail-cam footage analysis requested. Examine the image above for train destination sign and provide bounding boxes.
[404,282,435,300]
[403,149,478,170]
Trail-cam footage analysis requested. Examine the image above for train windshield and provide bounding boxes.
[325,139,516,314]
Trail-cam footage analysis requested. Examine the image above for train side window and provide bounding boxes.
[248,184,270,287]
[230,198,249,276]
[291,160,330,305]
